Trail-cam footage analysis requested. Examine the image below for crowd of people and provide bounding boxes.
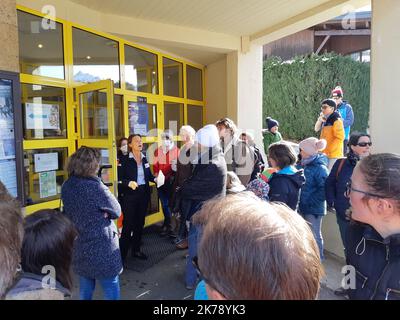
[1,85,400,301]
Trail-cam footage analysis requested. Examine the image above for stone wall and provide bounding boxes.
[0,0,19,72]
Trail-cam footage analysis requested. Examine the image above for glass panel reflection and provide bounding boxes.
[186,66,203,101]
[18,10,65,79]
[24,148,68,205]
[21,84,67,139]
[164,102,183,136]
[125,45,158,94]
[73,28,120,88]
[80,90,108,139]
[163,57,183,97]
[128,100,157,137]
[187,105,203,131]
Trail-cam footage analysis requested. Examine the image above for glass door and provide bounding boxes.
[75,80,117,194]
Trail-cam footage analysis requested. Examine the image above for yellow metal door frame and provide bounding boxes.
[75,80,118,195]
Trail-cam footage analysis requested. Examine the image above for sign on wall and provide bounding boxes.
[25,103,60,130]
[128,97,148,136]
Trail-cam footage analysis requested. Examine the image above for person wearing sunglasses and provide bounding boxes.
[345,153,400,300]
[325,132,371,296]
[192,192,323,300]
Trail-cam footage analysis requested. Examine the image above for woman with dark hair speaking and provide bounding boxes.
[118,134,156,262]
[61,146,122,300]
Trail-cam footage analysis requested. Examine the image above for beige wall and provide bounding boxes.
[370,0,400,154]
[225,45,264,152]
[322,212,345,259]
[205,57,227,124]
[0,0,19,72]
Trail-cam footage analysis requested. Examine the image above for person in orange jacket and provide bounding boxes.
[315,99,345,171]
[153,130,180,236]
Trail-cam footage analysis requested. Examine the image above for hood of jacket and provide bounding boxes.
[307,153,329,167]
[273,167,305,188]
[6,272,71,299]
[325,111,341,126]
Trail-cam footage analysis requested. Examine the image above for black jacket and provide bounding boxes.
[325,152,360,220]
[117,152,155,197]
[346,222,400,300]
[268,169,305,210]
[180,146,227,202]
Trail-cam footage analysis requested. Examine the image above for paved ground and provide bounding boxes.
[71,247,347,300]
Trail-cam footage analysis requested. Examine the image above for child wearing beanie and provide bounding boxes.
[297,137,329,260]
[262,117,282,156]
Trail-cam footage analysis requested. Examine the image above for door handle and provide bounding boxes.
[98,164,113,187]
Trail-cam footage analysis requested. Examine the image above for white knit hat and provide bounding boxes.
[299,137,327,156]
[195,124,220,148]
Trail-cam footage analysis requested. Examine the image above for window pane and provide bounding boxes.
[24,147,68,205]
[18,10,64,79]
[125,45,158,94]
[164,102,183,136]
[79,90,108,139]
[114,95,123,141]
[73,28,120,88]
[128,101,157,137]
[21,84,66,140]
[187,105,203,131]
[187,66,203,101]
[163,58,183,97]
[0,79,18,197]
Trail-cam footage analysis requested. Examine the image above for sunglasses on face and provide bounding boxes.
[345,181,383,199]
[356,142,372,147]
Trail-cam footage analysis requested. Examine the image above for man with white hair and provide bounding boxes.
[179,124,227,289]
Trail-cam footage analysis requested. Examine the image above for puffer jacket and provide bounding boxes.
[337,101,354,141]
[298,154,329,216]
[268,166,305,211]
[320,111,345,158]
[346,222,400,300]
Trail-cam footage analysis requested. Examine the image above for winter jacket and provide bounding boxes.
[268,166,305,211]
[325,152,359,220]
[61,176,122,279]
[337,101,354,141]
[222,136,254,186]
[153,145,180,182]
[298,154,329,216]
[346,223,400,300]
[181,146,227,203]
[6,273,70,300]
[320,111,345,159]
[262,130,282,155]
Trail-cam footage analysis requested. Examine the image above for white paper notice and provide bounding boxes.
[34,152,59,173]
[25,103,60,130]
[157,170,165,188]
[39,171,57,198]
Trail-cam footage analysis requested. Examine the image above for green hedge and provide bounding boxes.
[263,53,370,141]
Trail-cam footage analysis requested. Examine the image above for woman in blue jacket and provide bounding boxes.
[61,146,122,300]
[298,138,329,259]
[268,142,305,211]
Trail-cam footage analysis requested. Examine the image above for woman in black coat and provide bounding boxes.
[118,134,155,263]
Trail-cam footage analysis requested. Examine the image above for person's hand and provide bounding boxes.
[128,181,138,190]
[318,113,326,123]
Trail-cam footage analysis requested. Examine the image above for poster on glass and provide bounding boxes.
[128,98,148,136]
[0,79,18,197]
